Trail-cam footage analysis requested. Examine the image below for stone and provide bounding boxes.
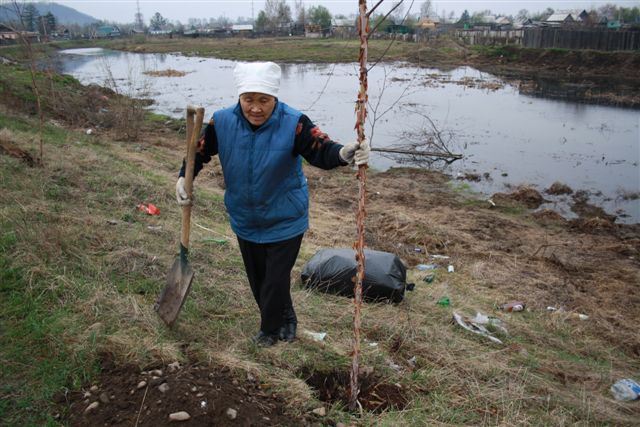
[137,381,147,389]
[89,385,99,392]
[150,369,163,376]
[99,392,109,404]
[312,407,326,417]
[168,361,181,372]
[226,408,237,420]
[168,411,191,421]
[158,383,170,393]
[84,401,99,414]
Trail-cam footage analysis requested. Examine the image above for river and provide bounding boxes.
[57,48,639,223]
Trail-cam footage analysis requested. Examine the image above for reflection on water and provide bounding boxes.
[57,48,640,223]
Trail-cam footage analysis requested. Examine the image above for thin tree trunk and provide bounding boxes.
[349,0,369,413]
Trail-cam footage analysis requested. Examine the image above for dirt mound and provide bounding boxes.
[143,69,189,77]
[492,186,546,209]
[546,181,573,195]
[531,209,566,223]
[569,217,616,233]
[0,137,36,166]
[571,190,617,222]
[58,357,300,426]
[299,367,407,413]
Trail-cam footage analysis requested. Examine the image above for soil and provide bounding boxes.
[299,367,408,413]
[491,186,546,209]
[57,355,305,426]
[0,137,36,166]
[546,181,574,195]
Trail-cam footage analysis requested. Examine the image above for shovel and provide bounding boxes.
[155,105,205,326]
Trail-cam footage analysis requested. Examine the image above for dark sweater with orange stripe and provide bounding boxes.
[179,109,347,178]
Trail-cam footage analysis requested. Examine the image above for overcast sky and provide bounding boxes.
[54,1,638,23]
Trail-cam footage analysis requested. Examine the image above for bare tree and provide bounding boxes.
[3,1,45,165]
[420,0,432,18]
[294,0,305,27]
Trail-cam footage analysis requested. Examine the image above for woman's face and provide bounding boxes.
[239,92,276,126]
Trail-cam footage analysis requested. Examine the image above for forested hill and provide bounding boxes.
[0,2,98,26]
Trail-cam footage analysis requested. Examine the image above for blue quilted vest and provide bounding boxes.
[213,102,307,243]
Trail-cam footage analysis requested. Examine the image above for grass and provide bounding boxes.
[1,55,639,425]
[91,36,417,64]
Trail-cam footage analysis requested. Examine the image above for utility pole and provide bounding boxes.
[252,0,254,22]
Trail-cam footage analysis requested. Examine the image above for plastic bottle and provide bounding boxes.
[500,301,525,312]
[436,296,450,307]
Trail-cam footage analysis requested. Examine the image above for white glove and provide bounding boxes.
[175,177,191,206]
[339,138,370,166]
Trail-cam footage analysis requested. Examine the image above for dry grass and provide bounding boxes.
[1,107,639,425]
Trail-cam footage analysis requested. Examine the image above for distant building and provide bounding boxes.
[513,18,534,29]
[417,16,440,31]
[569,9,590,23]
[96,25,121,38]
[545,10,589,26]
[0,23,40,44]
[386,24,411,34]
[305,24,324,38]
[232,24,253,32]
[331,18,355,37]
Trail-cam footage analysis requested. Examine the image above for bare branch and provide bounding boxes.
[367,0,385,17]
[367,0,415,72]
[368,0,405,37]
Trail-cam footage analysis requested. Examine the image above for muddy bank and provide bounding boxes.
[412,42,640,108]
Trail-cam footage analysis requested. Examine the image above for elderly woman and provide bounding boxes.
[176,62,369,347]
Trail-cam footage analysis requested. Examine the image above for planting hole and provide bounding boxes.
[299,367,408,413]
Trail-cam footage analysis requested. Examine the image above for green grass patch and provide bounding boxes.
[0,228,100,425]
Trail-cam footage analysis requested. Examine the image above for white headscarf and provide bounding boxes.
[234,61,281,98]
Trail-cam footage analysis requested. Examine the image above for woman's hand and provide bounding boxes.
[339,138,370,166]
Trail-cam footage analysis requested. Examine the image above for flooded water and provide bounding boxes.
[58,48,639,223]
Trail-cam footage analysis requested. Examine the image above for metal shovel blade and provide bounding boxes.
[155,256,194,326]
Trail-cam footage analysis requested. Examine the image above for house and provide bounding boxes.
[386,24,411,34]
[331,18,355,37]
[513,18,534,29]
[544,13,575,26]
[0,23,40,44]
[95,25,121,38]
[570,9,590,23]
[305,24,324,38]
[231,24,253,35]
[416,16,440,31]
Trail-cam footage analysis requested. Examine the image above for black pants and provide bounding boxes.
[237,234,303,335]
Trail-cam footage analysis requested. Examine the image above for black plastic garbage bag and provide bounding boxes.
[301,248,414,303]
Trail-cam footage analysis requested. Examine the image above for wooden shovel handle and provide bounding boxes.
[181,105,205,250]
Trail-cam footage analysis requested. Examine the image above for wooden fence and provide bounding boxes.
[456,27,640,51]
[522,28,639,50]
[455,29,523,46]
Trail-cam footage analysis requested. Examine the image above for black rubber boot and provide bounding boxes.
[252,331,278,347]
[280,322,296,342]
[279,306,297,342]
